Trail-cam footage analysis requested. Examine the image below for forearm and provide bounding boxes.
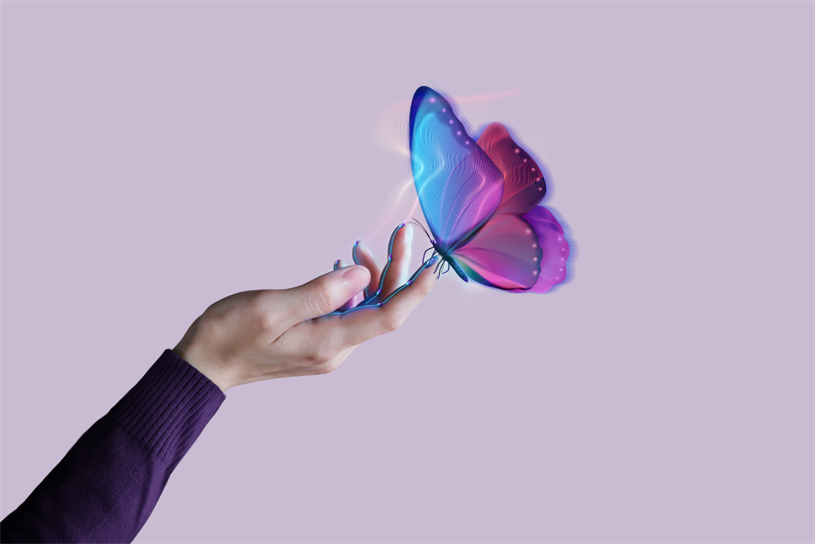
[0,350,225,543]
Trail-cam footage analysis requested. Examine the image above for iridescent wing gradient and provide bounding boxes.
[409,86,570,293]
[475,122,547,216]
[408,87,504,253]
[511,205,570,293]
[452,213,543,290]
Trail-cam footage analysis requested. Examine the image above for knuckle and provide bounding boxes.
[307,340,335,365]
[382,310,405,332]
[306,282,338,316]
[247,294,276,331]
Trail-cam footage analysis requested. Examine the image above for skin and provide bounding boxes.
[173,224,435,392]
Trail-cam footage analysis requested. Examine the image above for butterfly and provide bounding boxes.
[409,86,570,293]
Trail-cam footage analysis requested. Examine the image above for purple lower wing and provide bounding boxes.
[451,214,543,290]
[510,205,570,293]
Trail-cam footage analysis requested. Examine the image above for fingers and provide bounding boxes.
[352,241,383,298]
[378,223,413,299]
[278,265,371,327]
[335,255,438,346]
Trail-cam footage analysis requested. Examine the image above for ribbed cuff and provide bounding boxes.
[109,349,226,469]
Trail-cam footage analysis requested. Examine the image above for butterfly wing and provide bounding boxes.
[450,124,568,291]
[512,205,570,293]
[409,88,570,293]
[451,213,543,289]
[409,87,504,253]
[451,206,569,292]
[476,122,547,216]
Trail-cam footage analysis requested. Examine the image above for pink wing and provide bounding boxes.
[452,214,542,290]
[476,122,546,216]
[452,205,569,292]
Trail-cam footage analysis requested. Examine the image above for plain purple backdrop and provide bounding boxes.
[2,2,813,543]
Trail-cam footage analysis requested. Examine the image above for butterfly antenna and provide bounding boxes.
[409,218,433,243]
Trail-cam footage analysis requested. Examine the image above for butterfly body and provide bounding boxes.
[430,244,469,282]
[408,86,570,293]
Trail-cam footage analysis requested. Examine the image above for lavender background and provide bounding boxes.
[2,2,813,542]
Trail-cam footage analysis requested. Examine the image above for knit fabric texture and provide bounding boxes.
[0,349,226,543]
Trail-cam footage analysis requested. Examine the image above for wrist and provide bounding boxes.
[172,345,234,393]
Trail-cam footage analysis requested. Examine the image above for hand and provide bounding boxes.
[173,224,437,392]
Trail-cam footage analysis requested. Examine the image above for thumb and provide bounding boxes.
[282,265,370,325]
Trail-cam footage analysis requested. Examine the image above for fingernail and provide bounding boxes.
[405,223,414,244]
[341,265,369,288]
[428,256,438,266]
[354,240,360,248]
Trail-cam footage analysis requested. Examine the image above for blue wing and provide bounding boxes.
[408,87,504,253]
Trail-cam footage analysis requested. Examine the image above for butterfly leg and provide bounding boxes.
[433,257,444,276]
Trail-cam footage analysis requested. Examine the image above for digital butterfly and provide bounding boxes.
[409,86,570,293]
[327,86,570,315]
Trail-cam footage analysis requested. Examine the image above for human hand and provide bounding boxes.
[173,224,437,392]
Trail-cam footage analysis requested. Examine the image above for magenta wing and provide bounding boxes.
[449,121,568,291]
[451,206,569,292]
[451,214,542,290]
[476,122,547,216]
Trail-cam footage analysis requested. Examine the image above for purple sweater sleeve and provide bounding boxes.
[1,349,226,543]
